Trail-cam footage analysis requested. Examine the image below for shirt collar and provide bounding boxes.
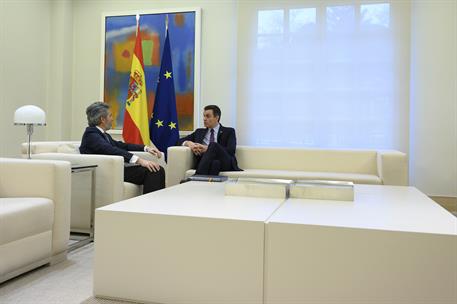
[210,123,221,135]
[96,126,105,134]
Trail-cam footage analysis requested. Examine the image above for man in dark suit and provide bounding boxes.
[178,105,241,175]
[80,102,165,193]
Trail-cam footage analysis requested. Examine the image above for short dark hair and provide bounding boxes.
[204,105,221,122]
[86,102,109,127]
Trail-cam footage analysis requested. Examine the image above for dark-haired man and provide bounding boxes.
[80,101,165,193]
[178,105,241,175]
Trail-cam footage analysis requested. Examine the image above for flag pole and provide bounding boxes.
[136,14,140,35]
[165,14,169,33]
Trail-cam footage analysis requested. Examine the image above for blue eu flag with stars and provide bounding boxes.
[150,29,179,157]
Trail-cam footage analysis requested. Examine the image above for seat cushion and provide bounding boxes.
[0,198,54,246]
[185,169,382,185]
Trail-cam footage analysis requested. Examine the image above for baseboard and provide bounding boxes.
[430,196,457,213]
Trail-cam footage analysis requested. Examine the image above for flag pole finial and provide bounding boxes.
[136,14,140,35]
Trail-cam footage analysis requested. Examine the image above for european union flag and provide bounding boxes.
[150,29,179,157]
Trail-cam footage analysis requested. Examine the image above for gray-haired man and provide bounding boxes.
[80,101,165,193]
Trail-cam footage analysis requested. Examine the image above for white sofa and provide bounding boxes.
[0,158,71,283]
[166,146,408,187]
[21,141,165,232]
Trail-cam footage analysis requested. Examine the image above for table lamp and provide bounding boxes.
[14,105,46,159]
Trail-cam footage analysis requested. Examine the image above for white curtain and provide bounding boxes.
[237,0,410,150]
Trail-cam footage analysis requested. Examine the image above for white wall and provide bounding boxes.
[410,0,457,197]
[70,0,238,140]
[47,0,73,141]
[0,0,51,157]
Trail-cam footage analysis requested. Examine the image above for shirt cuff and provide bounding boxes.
[130,155,139,164]
[182,141,187,146]
[143,146,148,152]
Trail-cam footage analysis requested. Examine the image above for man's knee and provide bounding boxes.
[158,166,165,177]
[207,142,221,153]
[147,166,165,176]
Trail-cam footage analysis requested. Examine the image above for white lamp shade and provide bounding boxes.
[14,105,46,125]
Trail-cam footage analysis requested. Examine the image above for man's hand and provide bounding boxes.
[136,158,161,172]
[185,141,207,156]
[184,141,199,155]
[197,144,208,154]
[145,146,162,158]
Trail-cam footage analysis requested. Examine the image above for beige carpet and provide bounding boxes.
[81,296,143,304]
[0,243,154,304]
[0,244,95,304]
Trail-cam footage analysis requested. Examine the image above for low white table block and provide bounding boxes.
[94,182,285,304]
[225,178,291,198]
[290,180,354,201]
[265,185,457,304]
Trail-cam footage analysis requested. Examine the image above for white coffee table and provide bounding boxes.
[93,181,284,304]
[93,182,457,304]
[265,185,457,304]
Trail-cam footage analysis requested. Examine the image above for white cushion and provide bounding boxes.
[57,143,80,154]
[0,198,54,246]
[236,147,378,175]
[22,141,80,154]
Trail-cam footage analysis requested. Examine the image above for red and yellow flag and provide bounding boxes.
[123,20,150,145]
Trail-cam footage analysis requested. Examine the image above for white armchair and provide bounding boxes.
[0,158,71,283]
[21,141,166,232]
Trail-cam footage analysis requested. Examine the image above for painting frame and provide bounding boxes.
[100,8,201,135]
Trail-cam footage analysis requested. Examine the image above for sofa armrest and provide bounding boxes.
[377,151,409,186]
[31,153,125,208]
[166,146,195,187]
[0,158,71,256]
[130,151,166,168]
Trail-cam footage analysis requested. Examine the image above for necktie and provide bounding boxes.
[209,128,215,143]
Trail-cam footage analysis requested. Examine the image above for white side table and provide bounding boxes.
[69,164,97,251]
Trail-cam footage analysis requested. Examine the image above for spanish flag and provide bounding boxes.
[123,18,150,145]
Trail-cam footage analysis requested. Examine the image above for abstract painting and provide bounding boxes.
[102,10,198,132]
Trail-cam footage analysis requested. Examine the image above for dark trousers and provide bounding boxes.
[195,142,233,175]
[124,165,165,194]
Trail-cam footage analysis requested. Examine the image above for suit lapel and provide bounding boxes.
[217,125,224,142]
[96,127,112,145]
[197,129,206,144]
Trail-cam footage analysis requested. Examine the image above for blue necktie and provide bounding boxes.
[209,129,215,143]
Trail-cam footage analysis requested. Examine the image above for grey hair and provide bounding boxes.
[86,102,109,127]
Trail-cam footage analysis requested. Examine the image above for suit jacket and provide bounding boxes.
[79,126,145,162]
[177,124,241,171]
